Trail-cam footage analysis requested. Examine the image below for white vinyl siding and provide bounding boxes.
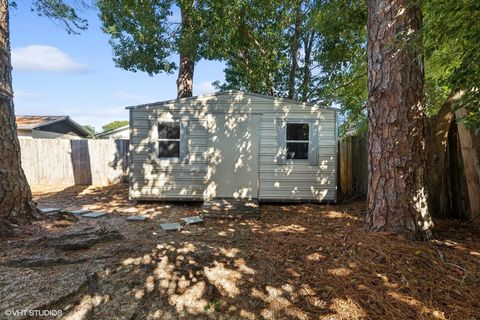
[128,91,337,202]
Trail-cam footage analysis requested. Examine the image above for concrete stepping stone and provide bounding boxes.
[126,215,148,222]
[69,209,92,216]
[40,208,61,214]
[82,211,108,218]
[160,223,182,231]
[182,216,204,225]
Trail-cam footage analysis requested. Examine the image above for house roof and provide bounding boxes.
[16,115,91,137]
[96,125,129,138]
[16,115,66,130]
[124,90,339,112]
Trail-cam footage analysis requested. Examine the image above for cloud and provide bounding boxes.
[194,80,215,95]
[12,45,88,73]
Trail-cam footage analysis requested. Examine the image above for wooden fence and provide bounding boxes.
[337,103,480,221]
[338,133,368,200]
[19,139,129,188]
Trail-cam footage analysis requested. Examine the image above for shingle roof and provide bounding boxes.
[16,115,66,130]
[15,115,91,137]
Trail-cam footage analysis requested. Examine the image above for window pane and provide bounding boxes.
[158,141,180,158]
[286,123,309,141]
[158,122,180,139]
[286,142,309,159]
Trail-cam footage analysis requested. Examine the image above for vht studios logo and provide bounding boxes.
[4,309,63,317]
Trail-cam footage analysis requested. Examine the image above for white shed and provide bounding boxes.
[127,91,338,202]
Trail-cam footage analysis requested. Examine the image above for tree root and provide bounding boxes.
[46,228,124,251]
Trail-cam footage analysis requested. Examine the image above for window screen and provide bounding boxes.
[158,122,180,158]
[286,123,309,159]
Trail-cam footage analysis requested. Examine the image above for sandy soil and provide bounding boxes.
[0,184,479,319]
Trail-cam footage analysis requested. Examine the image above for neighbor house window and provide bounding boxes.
[286,123,309,159]
[158,121,180,158]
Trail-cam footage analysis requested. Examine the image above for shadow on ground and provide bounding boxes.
[0,184,479,319]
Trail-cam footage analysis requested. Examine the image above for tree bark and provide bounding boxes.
[366,0,433,240]
[288,1,301,100]
[301,31,314,102]
[176,2,195,99]
[0,0,38,237]
[176,53,194,98]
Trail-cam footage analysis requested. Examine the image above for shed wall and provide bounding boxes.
[129,92,337,202]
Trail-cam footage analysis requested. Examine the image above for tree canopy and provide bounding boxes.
[215,0,479,133]
[82,124,97,137]
[101,120,128,133]
[424,0,480,132]
[11,0,89,34]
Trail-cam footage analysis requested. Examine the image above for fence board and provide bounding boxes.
[338,133,368,200]
[19,139,129,188]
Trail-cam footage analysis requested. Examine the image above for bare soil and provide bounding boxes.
[1,184,479,319]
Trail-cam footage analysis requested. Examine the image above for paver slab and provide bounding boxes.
[160,223,182,231]
[82,211,107,218]
[69,209,92,216]
[182,216,204,225]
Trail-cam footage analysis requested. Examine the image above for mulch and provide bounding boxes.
[0,184,478,319]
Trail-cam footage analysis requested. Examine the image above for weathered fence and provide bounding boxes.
[426,99,480,221]
[19,139,129,188]
[338,132,368,200]
[337,102,480,222]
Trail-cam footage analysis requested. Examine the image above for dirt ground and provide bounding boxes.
[1,184,479,320]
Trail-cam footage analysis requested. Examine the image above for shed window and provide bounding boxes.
[158,122,180,158]
[286,123,309,159]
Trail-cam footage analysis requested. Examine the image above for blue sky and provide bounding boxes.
[11,2,225,131]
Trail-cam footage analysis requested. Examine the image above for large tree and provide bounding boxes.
[212,0,320,101]
[0,0,88,237]
[98,0,204,98]
[0,0,38,236]
[365,0,433,240]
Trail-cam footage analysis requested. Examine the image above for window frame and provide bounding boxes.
[276,117,318,166]
[285,122,310,160]
[148,115,189,164]
[157,121,181,159]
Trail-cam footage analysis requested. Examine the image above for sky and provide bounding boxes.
[10,1,226,131]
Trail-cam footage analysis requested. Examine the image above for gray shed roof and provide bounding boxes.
[125,90,339,112]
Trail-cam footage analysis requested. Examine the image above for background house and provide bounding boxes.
[128,91,338,202]
[96,125,129,140]
[16,115,90,139]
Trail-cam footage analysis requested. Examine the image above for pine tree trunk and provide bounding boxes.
[301,31,314,102]
[176,2,195,99]
[287,1,301,100]
[0,0,38,237]
[366,0,433,240]
[176,53,194,98]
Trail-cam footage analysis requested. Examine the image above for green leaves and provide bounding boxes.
[98,0,177,75]
[211,0,317,98]
[424,0,480,132]
[33,0,89,34]
[101,120,128,133]
[82,124,97,137]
